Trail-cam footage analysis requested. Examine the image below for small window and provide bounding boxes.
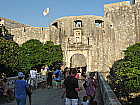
[87,37,89,45]
[130,0,135,5]
[23,27,26,32]
[52,22,58,28]
[110,24,113,28]
[95,20,104,27]
[74,20,82,28]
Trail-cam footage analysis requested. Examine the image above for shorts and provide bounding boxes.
[64,98,78,105]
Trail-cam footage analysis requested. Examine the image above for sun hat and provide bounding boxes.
[18,72,25,77]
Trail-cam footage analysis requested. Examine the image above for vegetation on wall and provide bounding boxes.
[109,42,140,103]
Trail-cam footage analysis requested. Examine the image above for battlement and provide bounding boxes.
[135,0,140,3]
[104,1,130,9]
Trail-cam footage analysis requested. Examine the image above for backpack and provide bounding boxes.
[55,70,60,78]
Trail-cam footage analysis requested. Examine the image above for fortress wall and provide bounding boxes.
[104,2,138,63]
[10,27,50,44]
[134,2,140,41]
[51,16,116,72]
[6,1,140,72]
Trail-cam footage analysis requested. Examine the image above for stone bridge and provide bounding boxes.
[0,72,121,105]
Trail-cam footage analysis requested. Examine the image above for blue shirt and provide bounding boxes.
[15,80,28,99]
[53,69,62,81]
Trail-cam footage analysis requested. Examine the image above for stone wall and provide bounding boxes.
[8,1,140,73]
[0,17,29,29]
[49,15,117,72]
[10,27,50,44]
[103,1,140,70]
[98,72,122,105]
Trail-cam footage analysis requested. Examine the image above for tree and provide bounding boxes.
[17,39,44,73]
[0,38,19,76]
[109,42,140,100]
[17,40,63,73]
[43,41,63,67]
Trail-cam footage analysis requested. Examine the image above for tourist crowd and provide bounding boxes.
[0,67,98,105]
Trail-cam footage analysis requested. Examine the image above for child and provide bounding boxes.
[81,96,89,105]
[87,95,97,105]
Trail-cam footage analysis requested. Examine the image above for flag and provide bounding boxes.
[43,8,49,16]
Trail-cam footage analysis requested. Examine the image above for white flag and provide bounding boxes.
[43,8,49,16]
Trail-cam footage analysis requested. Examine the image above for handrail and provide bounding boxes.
[97,72,122,105]
[1,74,47,89]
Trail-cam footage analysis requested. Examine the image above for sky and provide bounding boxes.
[0,0,129,27]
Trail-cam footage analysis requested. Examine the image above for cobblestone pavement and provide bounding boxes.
[0,80,103,105]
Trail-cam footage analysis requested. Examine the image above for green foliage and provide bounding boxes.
[17,39,44,73]
[0,38,19,76]
[109,42,140,99]
[0,38,63,76]
[43,41,63,66]
[17,40,63,74]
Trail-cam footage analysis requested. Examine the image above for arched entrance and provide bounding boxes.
[70,53,87,77]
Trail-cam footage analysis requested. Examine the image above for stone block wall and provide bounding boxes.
[10,27,50,44]
[50,15,118,72]
[7,1,140,73]
[98,72,122,105]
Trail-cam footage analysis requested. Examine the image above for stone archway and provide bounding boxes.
[70,53,87,77]
[70,53,86,68]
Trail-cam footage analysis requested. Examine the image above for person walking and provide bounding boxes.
[53,69,62,88]
[15,72,30,105]
[83,72,97,103]
[63,69,80,105]
[29,68,37,88]
[47,70,53,88]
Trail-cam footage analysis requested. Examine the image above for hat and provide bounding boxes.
[18,72,25,77]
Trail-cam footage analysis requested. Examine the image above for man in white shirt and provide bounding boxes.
[29,69,37,88]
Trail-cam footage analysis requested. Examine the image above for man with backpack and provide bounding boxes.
[53,69,62,88]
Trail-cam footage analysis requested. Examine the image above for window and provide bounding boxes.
[74,20,82,28]
[87,37,89,45]
[95,20,104,27]
[23,27,26,32]
[110,24,113,28]
[130,0,135,4]
[52,22,58,28]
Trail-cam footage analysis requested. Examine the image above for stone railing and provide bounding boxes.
[97,72,122,105]
[1,74,47,90]
[6,76,18,89]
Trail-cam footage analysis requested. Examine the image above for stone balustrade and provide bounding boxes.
[6,76,18,89]
[97,72,122,105]
[1,74,47,90]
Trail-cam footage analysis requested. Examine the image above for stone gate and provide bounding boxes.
[5,0,140,73]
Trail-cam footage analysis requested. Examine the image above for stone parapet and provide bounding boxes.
[97,72,122,105]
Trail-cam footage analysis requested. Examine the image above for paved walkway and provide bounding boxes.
[0,80,103,105]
